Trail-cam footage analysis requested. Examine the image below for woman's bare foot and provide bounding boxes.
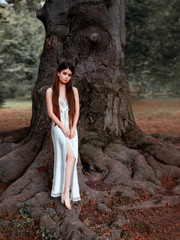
[63,192,71,210]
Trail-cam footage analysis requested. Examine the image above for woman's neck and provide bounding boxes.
[59,82,66,97]
[59,82,66,89]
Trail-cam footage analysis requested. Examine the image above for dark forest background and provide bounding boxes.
[0,0,179,106]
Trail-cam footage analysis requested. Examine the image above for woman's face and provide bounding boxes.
[58,68,72,84]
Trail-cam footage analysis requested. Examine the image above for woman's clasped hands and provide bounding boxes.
[61,125,75,139]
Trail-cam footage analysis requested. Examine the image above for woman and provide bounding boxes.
[46,62,81,210]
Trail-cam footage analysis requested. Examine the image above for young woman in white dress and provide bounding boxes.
[46,62,81,210]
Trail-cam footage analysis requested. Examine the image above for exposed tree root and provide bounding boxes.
[123,123,180,167]
[0,127,31,158]
[0,127,30,143]
[0,130,52,206]
[0,137,44,182]
[0,128,180,239]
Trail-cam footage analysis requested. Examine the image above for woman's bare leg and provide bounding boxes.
[63,141,75,209]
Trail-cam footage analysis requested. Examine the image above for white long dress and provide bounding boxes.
[49,87,81,203]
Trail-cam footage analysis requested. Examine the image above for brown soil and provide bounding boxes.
[159,176,179,190]
[0,100,31,131]
[132,98,180,137]
[80,195,180,240]
[80,199,118,238]
[122,204,180,240]
[85,180,114,191]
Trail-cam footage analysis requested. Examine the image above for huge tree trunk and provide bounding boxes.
[0,0,180,239]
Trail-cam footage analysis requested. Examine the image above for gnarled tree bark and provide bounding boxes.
[0,0,180,239]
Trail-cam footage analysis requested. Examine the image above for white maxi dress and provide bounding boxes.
[49,87,81,203]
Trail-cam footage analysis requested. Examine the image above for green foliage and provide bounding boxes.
[39,203,62,240]
[1,0,44,12]
[41,203,61,222]
[17,200,32,217]
[40,226,63,240]
[125,0,180,97]
[5,200,63,240]
[0,3,44,99]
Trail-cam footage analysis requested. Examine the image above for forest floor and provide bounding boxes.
[0,97,180,136]
[0,97,180,240]
[132,97,180,137]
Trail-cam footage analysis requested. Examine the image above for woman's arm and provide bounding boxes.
[69,87,80,139]
[72,87,80,129]
[46,88,70,137]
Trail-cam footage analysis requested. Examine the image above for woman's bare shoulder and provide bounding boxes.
[46,87,53,93]
[72,86,78,94]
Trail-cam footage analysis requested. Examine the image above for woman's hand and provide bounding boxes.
[61,125,70,138]
[69,127,76,139]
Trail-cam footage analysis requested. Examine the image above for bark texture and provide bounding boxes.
[0,0,180,239]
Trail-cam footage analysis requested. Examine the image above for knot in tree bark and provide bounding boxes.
[89,33,99,43]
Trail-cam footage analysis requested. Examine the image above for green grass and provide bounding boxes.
[2,99,32,110]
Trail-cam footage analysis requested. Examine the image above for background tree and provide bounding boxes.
[0,82,6,107]
[125,0,180,96]
[0,0,179,239]
[0,3,44,98]
[6,0,43,10]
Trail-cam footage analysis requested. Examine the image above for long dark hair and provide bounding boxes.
[52,62,75,128]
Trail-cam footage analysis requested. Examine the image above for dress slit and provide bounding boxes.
[66,138,76,161]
